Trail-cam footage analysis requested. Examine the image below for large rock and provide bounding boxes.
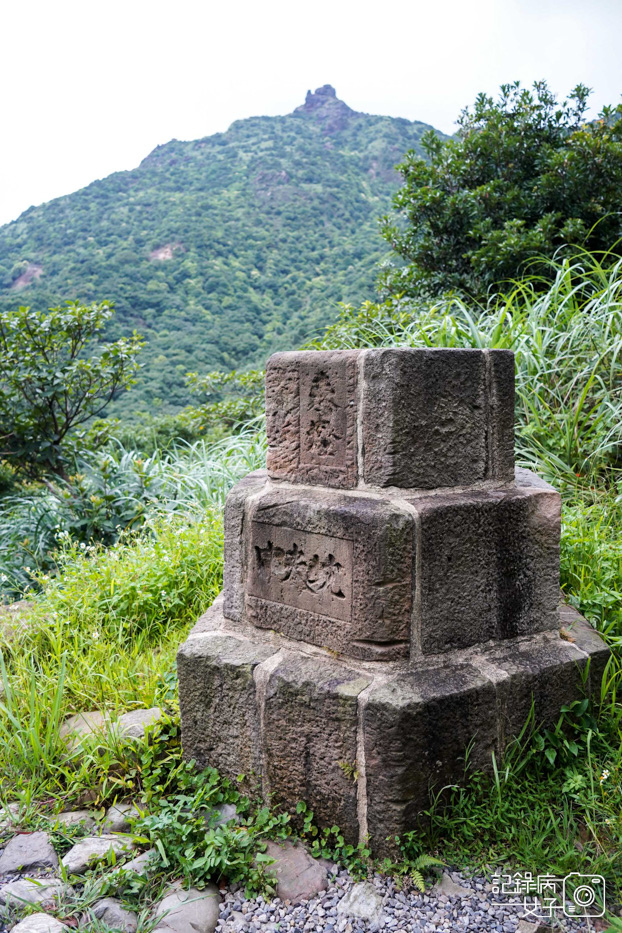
[223,471,271,622]
[152,883,221,933]
[224,477,414,660]
[112,848,156,875]
[61,835,137,875]
[177,346,610,856]
[265,350,361,489]
[244,484,414,660]
[361,347,514,488]
[206,803,239,830]
[479,634,593,745]
[10,915,66,933]
[362,664,498,850]
[107,848,157,886]
[60,708,162,754]
[405,470,561,653]
[264,841,327,903]
[336,882,384,929]
[221,466,560,659]
[264,348,514,490]
[83,897,138,932]
[559,600,611,691]
[59,711,111,752]
[0,878,68,908]
[179,597,608,855]
[0,802,21,833]
[0,831,59,872]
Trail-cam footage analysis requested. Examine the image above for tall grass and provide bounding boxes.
[0,429,267,596]
[0,429,266,797]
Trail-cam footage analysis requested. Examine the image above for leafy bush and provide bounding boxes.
[380,82,622,298]
[185,368,265,430]
[0,301,142,477]
[138,753,289,894]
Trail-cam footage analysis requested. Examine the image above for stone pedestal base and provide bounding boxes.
[177,596,608,856]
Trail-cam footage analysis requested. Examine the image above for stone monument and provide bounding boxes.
[177,348,609,854]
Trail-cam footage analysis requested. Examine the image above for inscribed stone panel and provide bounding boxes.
[248,521,353,622]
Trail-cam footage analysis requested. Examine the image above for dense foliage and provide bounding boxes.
[0,87,442,419]
[0,301,142,477]
[380,82,622,298]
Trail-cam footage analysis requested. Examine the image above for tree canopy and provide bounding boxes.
[0,301,142,477]
[380,82,622,299]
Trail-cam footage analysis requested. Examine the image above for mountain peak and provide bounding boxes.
[294,85,355,133]
[303,84,337,105]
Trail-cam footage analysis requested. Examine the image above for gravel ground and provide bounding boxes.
[0,834,601,933]
[216,868,593,933]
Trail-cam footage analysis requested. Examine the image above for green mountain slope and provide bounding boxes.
[0,86,444,417]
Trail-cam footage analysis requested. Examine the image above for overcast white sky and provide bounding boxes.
[1,0,621,227]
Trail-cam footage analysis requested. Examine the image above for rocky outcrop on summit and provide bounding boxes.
[294,85,355,133]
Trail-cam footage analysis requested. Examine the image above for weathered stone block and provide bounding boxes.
[361,348,515,488]
[177,598,609,855]
[488,348,516,482]
[250,522,354,622]
[177,633,276,792]
[263,653,370,844]
[475,634,591,746]
[265,348,515,490]
[407,469,561,654]
[223,469,561,659]
[362,664,497,853]
[178,340,613,860]
[266,350,360,488]
[243,485,414,659]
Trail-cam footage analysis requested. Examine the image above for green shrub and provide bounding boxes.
[380,82,622,299]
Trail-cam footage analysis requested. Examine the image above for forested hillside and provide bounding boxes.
[0,86,442,417]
